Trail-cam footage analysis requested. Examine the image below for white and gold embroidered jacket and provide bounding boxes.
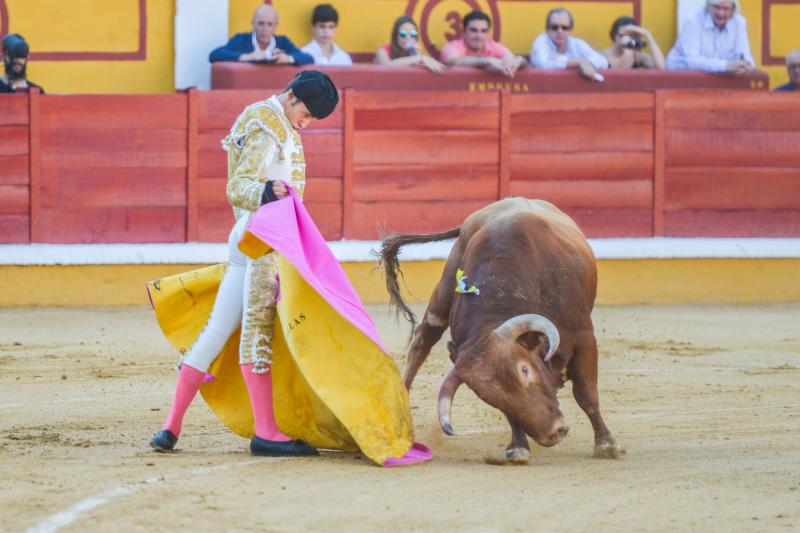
[221,96,306,371]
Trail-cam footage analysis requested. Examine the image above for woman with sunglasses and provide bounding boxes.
[374,16,445,74]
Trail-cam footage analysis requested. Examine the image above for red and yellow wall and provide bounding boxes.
[1,0,797,94]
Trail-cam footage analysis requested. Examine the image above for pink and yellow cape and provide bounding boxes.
[147,189,430,466]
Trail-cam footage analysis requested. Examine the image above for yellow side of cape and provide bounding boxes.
[146,260,413,465]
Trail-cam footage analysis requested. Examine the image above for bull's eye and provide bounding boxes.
[521,365,530,377]
[517,361,535,384]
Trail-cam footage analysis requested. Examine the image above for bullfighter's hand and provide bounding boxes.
[274,50,295,65]
[272,181,289,199]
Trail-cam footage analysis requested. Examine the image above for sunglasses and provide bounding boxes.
[398,30,418,38]
[548,24,572,32]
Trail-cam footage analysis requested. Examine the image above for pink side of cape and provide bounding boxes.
[244,188,387,353]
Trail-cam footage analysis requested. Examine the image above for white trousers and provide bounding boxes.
[181,217,252,373]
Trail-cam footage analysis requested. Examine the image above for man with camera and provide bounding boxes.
[601,16,664,69]
[1,34,44,94]
[530,8,608,81]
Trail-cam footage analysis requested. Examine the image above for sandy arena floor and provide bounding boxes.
[1,303,799,532]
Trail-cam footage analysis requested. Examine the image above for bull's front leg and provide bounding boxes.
[485,416,531,465]
[403,306,449,389]
[570,334,625,459]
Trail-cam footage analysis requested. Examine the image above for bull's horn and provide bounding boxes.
[494,314,560,362]
[438,368,463,436]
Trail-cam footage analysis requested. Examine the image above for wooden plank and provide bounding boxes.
[342,89,354,238]
[40,95,187,129]
[197,177,228,205]
[39,168,187,208]
[0,215,29,243]
[355,106,498,131]
[197,205,234,243]
[348,200,490,240]
[0,184,30,214]
[303,130,343,178]
[665,210,800,237]
[304,177,342,203]
[662,90,800,111]
[653,90,665,236]
[305,201,342,240]
[665,129,800,167]
[511,92,654,113]
[352,164,498,201]
[187,89,199,241]
[29,89,41,242]
[197,90,343,130]
[512,109,653,128]
[354,131,499,165]
[499,91,510,199]
[665,109,800,131]
[0,127,29,156]
[511,123,653,153]
[0,95,29,126]
[665,167,800,210]
[561,207,653,238]
[511,152,653,181]
[353,90,494,109]
[37,207,186,243]
[0,155,30,185]
[509,179,652,209]
[39,129,188,168]
[198,132,228,179]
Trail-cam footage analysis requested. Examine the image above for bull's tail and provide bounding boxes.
[379,227,461,335]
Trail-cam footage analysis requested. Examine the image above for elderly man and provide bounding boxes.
[440,11,526,78]
[209,4,313,65]
[1,34,44,93]
[775,49,800,91]
[666,0,754,75]
[530,7,608,81]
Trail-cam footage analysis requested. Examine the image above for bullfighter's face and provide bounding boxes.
[456,332,567,447]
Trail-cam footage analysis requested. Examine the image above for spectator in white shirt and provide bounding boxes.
[666,0,754,75]
[301,4,353,67]
[530,8,608,80]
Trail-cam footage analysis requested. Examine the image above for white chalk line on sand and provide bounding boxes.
[26,458,273,533]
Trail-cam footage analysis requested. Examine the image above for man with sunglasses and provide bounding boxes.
[440,11,526,78]
[530,8,608,81]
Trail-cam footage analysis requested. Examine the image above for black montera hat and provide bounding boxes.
[290,70,339,119]
[2,34,29,59]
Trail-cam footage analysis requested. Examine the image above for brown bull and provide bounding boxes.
[381,197,624,465]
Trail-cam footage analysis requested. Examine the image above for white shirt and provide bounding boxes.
[251,33,276,59]
[666,8,754,72]
[301,40,353,66]
[530,33,608,70]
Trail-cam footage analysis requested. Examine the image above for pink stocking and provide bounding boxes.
[162,364,206,436]
[241,364,291,442]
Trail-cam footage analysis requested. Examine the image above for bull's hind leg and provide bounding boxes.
[403,256,460,389]
[569,332,625,459]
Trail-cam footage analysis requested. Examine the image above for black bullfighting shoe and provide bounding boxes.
[149,429,178,452]
[250,436,320,457]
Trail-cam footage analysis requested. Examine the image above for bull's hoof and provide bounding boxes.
[485,447,531,466]
[593,438,625,459]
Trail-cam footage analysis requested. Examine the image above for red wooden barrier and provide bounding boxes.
[509,92,655,237]
[662,91,800,237]
[0,95,30,243]
[33,95,188,243]
[2,87,798,244]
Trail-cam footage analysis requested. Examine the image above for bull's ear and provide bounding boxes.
[517,331,547,355]
[447,340,458,363]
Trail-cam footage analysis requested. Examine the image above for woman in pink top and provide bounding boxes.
[373,16,445,74]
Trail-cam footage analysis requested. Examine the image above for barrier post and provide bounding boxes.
[653,90,666,237]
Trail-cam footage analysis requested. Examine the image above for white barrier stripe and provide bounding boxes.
[26,459,268,533]
[2,238,800,265]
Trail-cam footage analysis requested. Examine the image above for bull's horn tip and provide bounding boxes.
[441,423,455,436]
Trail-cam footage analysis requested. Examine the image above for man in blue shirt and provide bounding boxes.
[666,0,754,75]
[775,50,799,92]
[209,5,313,65]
